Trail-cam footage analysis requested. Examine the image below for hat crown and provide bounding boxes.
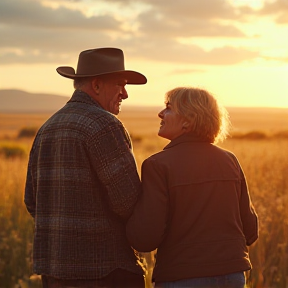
[76,48,125,76]
[56,47,147,84]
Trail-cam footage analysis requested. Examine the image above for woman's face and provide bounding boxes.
[158,102,187,140]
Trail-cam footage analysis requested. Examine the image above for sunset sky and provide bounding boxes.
[0,0,288,107]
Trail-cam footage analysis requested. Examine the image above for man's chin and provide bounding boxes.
[113,108,120,115]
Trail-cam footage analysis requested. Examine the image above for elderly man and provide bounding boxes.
[24,48,147,288]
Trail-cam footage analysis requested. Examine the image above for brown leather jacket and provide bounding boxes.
[126,134,258,282]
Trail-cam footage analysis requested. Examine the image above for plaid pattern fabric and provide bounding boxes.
[24,90,143,279]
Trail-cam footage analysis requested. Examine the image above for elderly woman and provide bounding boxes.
[126,87,258,288]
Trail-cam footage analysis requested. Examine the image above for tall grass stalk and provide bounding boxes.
[0,156,35,287]
[1,136,288,288]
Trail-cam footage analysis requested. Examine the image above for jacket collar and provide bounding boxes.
[164,133,209,150]
[68,90,105,111]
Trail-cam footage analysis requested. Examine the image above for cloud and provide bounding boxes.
[88,0,239,19]
[0,0,124,64]
[124,38,259,65]
[259,0,288,15]
[90,0,257,20]
[0,0,121,30]
[86,0,249,37]
[137,11,246,38]
[262,55,288,63]
[258,0,288,23]
[168,69,206,75]
[0,25,116,64]
[276,13,288,24]
[0,22,112,50]
[141,0,240,20]
[0,0,269,66]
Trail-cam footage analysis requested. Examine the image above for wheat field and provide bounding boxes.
[0,107,287,288]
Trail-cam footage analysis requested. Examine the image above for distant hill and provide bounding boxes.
[0,89,69,113]
[0,89,287,133]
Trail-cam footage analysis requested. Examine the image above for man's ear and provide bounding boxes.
[91,78,100,94]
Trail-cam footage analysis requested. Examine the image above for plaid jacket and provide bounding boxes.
[24,90,143,279]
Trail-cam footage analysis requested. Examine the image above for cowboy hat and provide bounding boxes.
[56,47,147,84]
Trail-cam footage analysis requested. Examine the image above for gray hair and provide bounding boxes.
[73,77,94,90]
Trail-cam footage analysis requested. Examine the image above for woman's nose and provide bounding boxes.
[158,109,164,119]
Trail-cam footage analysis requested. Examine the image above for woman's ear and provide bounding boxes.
[182,121,192,132]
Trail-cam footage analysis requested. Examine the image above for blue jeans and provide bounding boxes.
[155,272,245,288]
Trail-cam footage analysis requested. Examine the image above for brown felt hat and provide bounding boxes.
[56,47,147,84]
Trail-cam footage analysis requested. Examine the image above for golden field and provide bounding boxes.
[0,107,288,288]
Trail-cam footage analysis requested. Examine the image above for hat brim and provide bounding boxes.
[56,66,147,85]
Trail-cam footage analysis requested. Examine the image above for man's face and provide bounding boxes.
[98,77,128,115]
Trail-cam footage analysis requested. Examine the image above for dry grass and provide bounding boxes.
[220,139,288,288]
[0,107,287,287]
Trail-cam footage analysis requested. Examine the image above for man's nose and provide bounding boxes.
[121,87,128,99]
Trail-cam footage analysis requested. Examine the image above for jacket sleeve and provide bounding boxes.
[239,169,259,246]
[126,157,169,252]
[24,137,37,219]
[88,121,141,221]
